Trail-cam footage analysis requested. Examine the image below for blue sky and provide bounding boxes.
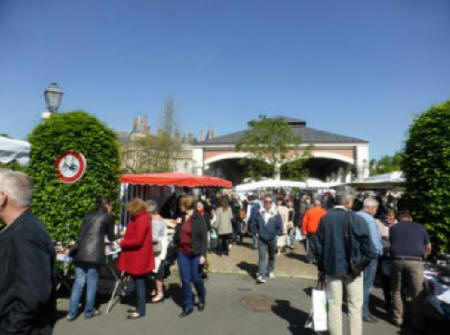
[0,0,449,159]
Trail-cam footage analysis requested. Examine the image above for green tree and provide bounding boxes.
[120,97,182,173]
[369,151,403,175]
[235,115,310,180]
[402,101,450,253]
[28,111,120,242]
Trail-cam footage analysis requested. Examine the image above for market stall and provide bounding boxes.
[0,135,30,166]
[349,171,405,190]
[234,178,336,193]
[119,172,232,226]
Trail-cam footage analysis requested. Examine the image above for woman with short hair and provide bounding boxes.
[173,195,208,317]
[146,199,168,303]
[117,198,154,320]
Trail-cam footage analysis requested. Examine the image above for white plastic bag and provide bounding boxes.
[305,280,328,332]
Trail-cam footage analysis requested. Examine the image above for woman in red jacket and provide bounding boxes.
[117,198,154,319]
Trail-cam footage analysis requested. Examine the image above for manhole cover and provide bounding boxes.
[241,294,275,312]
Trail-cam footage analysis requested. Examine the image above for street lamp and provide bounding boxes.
[44,82,63,114]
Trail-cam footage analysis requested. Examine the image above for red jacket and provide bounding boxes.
[117,211,154,275]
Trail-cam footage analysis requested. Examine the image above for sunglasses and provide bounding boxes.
[264,200,272,203]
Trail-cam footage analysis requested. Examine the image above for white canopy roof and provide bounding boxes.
[0,136,30,166]
[234,178,335,192]
[352,171,405,184]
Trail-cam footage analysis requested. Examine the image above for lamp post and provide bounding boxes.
[42,82,63,119]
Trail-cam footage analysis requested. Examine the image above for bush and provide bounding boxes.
[28,111,120,242]
[402,101,450,253]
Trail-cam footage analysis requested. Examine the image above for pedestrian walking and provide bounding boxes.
[67,198,117,320]
[301,200,327,263]
[214,198,233,256]
[254,195,283,283]
[173,196,208,318]
[389,210,431,329]
[356,197,383,323]
[315,187,377,335]
[0,170,56,334]
[117,198,154,320]
[146,200,169,304]
[276,198,290,254]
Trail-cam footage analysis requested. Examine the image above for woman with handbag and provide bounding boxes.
[146,200,168,303]
[173,195,208,318]
[67,198,116,321]
[117,198,154,320]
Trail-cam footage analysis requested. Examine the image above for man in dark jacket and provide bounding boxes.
[67,198,116,320]
[316,187,376,335]
[0,170,56,335]
[253,195,282,283]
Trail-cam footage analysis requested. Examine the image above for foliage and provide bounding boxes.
[239,157,274,181]
[235,115,310,180]
[120,97,183,173]
[28,111,120,242]
[369,151,403,175]
[0,160,28,173]
[280,156,310,181]
[402,101,450,254]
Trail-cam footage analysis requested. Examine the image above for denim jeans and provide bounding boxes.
[306,234,317,263]
[289,227,297,247]
[126,275,147,316]
[177,252,206,309]
[258,238,276,279]
[252,233,258,249]
[68,263,99,319]
[363,258,378,318]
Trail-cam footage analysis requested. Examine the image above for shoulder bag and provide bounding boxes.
[343,212,368,280]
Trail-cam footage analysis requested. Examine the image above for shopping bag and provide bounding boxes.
[295,228,304,241]
[305,279,328,332]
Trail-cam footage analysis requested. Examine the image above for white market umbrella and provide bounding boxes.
[0,136,30,166]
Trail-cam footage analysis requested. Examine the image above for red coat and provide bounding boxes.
[117,211,154,275]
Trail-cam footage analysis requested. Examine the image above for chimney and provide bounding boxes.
[211,128,216,139]
[142,116,148,132]
[199,130,205,141]
[132,117,137,131]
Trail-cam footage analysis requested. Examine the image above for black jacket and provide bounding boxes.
[73,210,116,264]
[0,210,56,335]
[173,212,207,256]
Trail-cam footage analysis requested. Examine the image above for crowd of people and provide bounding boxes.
[0,168,435,335]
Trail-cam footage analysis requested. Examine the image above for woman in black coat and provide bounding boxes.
[67,198,116,320]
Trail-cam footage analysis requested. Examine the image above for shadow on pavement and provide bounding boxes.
[236,261,258,279]
[285,252,308,263]
[271,299,315,335]
[167,283,184,308]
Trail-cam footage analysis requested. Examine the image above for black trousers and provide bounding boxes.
[218,234,231,255]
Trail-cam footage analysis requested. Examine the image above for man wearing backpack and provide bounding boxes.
[316,187,376,335]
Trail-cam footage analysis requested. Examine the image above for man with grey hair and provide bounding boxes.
[0,170,56,334]
[316,186,376,335]
[356,197,382,323]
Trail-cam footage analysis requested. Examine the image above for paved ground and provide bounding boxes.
[53,238,421,335]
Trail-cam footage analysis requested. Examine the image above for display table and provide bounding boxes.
[424,270,450,317]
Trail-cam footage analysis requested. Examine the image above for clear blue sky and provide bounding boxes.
[1,0,449,159]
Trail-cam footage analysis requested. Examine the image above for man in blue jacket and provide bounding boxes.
[253,195,282,283]
[316,187,376,335]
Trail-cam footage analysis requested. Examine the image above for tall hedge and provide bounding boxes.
[402,101,450,253]
[28,111,120,242]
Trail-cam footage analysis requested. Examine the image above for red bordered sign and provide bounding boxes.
[55,152,86,183]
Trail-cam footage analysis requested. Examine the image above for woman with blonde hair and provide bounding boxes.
[173,195,208,317]
[117,198,154,319]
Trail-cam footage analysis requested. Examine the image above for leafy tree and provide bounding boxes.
[369,151,403,175]
[402,101,450,253]
[240,157,274,181]
[28,111,120,242]
[235,115,310,180]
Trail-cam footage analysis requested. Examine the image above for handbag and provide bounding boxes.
[305,278,328,331]
[343,212,369,280]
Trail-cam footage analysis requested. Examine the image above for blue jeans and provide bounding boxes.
[252,233,258,249]
[177,252,206,309]
[289,227,297,247]
[126,275,147,316]
[363,258,378,317]
[258,238,276,279]
[68,263,99,319]
[306,234,317,263]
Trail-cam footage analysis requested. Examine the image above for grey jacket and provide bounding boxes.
[214,207,233,235]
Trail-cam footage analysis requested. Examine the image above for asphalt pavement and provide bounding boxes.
[53,238,412,335]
